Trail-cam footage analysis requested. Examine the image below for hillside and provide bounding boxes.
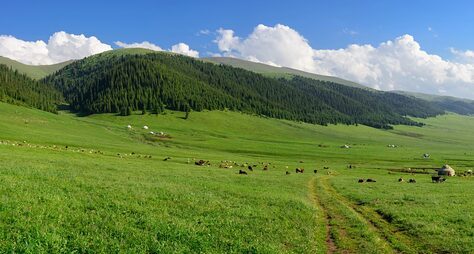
[394,90,474,115]
[204,57,370,89]
[0,56,73,79]
[0,64,62,112]
[43,49,444,128]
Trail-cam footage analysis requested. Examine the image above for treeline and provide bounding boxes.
[44,52,444,128]
[0,64,62,113]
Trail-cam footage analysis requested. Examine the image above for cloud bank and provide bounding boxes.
[215,24,474,99]
[114,41,199,57]
[0,31,112,65]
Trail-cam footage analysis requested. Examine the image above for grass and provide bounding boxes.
[0,102,473,253]
[0,56,73,79]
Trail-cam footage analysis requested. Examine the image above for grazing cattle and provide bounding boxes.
[286,171,291,175]
[323,166,329,169]
[247,165,253,171]
[299,160,304,163]
[408,179,416,183]
[163,157,171,161]
[398,177,404,182]
[432,176,446,183]
[366,178,376,182]
[314,170,318,174]
[263,165,268,171]
[295,168,304,173]
[358,179,365,183]
[195,160,210,166]
[239,170,248,175]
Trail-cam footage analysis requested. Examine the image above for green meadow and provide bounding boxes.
[0,101,473,253]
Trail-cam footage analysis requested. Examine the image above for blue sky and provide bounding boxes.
[2,0,474,98]
[2,0,473,57]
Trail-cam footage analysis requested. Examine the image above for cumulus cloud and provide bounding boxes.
[0,31,112,65]
[115,41,199,57]
[214,24,474,99]
[115,41,163,51]
[170,43,199,57]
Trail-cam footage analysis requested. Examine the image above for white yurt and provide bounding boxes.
[438,164,455,176]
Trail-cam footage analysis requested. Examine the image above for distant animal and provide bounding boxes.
[247,165,253,171]
[299,160,304,163]
[263,165,268,171]
[358,179,365,183]
[286,171,291,175]
[313,170,318,174]
[238,170,248,175]
[366,178,376,182]
[408,179,416,183]
[323,166,329,169]
[431,176,446,183]
[163,157,171,161]
[295,168,304,173]
[195,160,210,166]
[398,177,404,182]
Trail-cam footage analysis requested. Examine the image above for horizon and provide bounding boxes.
[2,1,474,99]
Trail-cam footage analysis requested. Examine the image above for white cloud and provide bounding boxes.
[214,24,474,99]
[115,41,199,57]
[114,41,163,51]
[198,29,211,36]
[170,43,199,57]
[0,31,112,65]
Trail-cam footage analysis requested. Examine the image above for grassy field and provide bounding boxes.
[0,102,473,253]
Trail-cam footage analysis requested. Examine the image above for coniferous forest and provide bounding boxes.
[43,52,444,128]
[0,64,62,113]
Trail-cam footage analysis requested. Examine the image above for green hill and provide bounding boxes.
[204,57,370,89]
[394,90,474,115]
[0,64,62,112]
[43,49,443,128]
[0,56,74,80]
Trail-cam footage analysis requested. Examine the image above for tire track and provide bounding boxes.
[317,176,420,254]
[308,177,337,254]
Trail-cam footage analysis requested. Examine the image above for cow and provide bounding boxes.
[239,170,248,175]
[286,171,291,175]
[296,168,304,173]
[247,165,253,171]
[408,179,416,183]
[398,177,404,182]
[366,178,376,182]
[358,179,365,183]
[314,170,318,174]
[432,176,446,183]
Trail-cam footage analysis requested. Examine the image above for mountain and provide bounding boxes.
[0,56,74,80]
[394,91,474,115]
[204,57,370,89]
[43,49,443,129]
[206,57,474,116]
[0,64,63,112]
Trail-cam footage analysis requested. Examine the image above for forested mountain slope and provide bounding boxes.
[43,50,443,128]
[0,64,62,113]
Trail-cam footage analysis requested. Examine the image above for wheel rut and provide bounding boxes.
[308,177,337,254]
[311,176,421,254]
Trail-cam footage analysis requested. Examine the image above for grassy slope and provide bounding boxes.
[0,103,473,253]
[0,56,74,79]
[203,57,370,90]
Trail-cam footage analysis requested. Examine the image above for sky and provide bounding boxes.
[2,0,474,98]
